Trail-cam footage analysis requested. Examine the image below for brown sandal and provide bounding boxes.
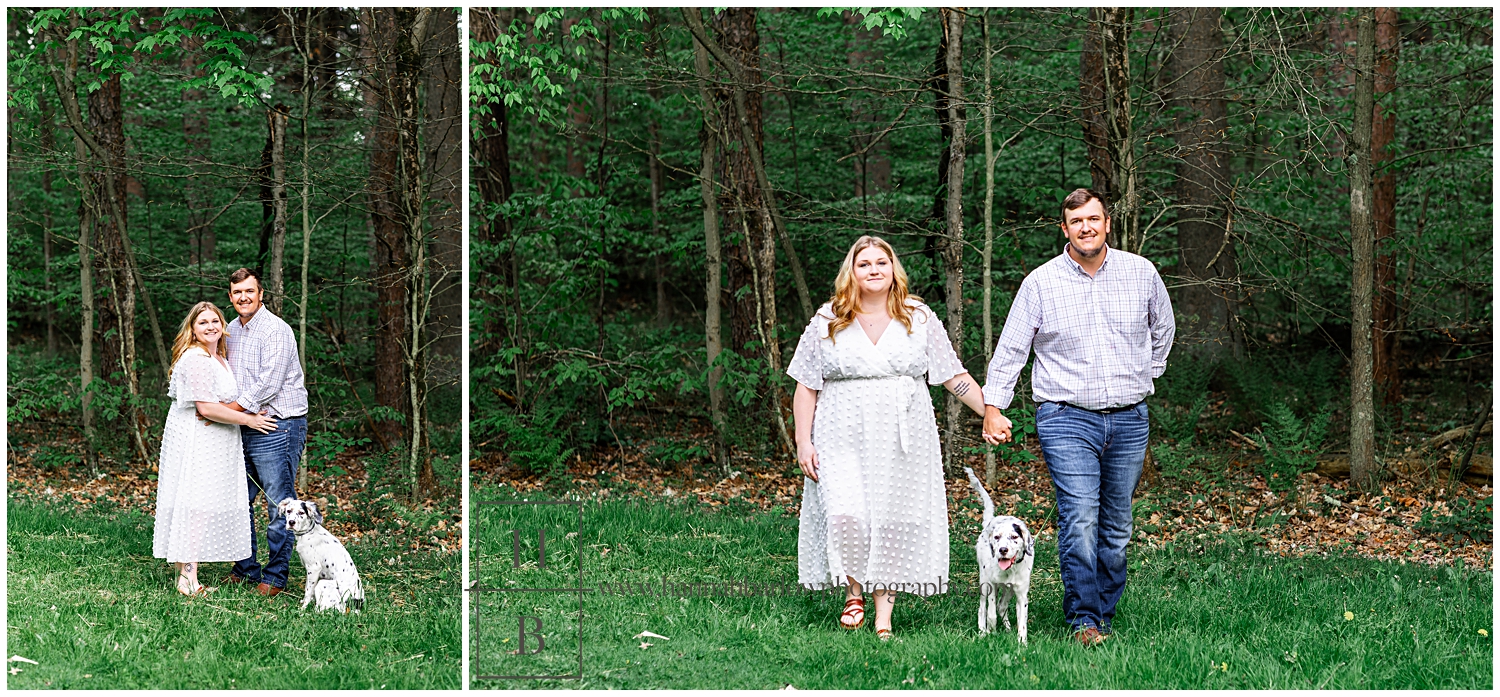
[876,628,893,641]
[840,597,865,630]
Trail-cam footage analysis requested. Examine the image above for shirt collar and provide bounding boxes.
[1062,242,1111,276]
[236,307,271,333]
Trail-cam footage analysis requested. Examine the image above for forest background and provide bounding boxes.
[470,7,1492,561]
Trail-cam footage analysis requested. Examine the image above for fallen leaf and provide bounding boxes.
[639,641,652,649]
[8,668,20,675]
[633,630,670,641]
[8,656,38,665]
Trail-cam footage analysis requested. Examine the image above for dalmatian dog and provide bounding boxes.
[965,468,1034,643]
[278,498,364,613]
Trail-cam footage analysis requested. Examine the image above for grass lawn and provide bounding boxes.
[6,494,459,689]
[469,486,1492,689]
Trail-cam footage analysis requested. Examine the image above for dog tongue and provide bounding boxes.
[998,559,1014,570]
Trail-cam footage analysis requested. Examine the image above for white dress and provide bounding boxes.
[786,300,966,596]
[152,347,253,563]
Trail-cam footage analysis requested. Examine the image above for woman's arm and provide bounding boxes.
[792,382,820,482]
[196,401,278,434]
[941,372,988,417]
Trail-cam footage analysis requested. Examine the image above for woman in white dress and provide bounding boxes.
[787,236,990,640]
[153,301,277,597]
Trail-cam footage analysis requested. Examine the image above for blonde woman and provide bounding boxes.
[786,236,990,640]
[152,301,277,597]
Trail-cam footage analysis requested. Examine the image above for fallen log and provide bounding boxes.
[1311,454,1491,487]
[1421,421,1492,452]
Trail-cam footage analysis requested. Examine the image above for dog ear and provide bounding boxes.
[304,501,324,526]
[1023,523,1035,558]
[277,498,295,516]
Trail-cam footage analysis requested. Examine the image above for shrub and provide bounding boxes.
[1251,401,1331,489]
[1416,496,1493,542]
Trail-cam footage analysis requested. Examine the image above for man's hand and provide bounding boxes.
[982,406,1014,446]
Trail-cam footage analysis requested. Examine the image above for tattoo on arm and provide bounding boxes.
[952,381,971,397]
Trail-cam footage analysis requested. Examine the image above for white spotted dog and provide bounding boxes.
[279,498,364,613]
[965,467,1034,643]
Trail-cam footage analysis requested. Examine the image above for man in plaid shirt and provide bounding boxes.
[220,267,309,598]
[981,189,1176,646]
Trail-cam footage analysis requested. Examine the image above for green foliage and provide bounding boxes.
[648,436,710,470]
[478,407,577,480]
[1153,355,1216,443]
[304,430,369,479]
[1224,349,1343,426]
[1415,496,1493,542]
[816,8,926,40]
[1251,402,1332,490]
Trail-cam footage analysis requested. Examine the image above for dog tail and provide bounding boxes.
[963,467,995,524]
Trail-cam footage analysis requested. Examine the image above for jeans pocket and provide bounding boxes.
[1135,402,1149,421]
[1036,402,1066,425]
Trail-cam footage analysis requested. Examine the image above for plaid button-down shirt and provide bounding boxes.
[226,307,308,418]
[984,244,1175,411]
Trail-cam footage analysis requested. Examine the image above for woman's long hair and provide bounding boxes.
[168,301,230,379]
[825,236,923,342]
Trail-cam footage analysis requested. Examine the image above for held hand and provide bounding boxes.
[245,413,279,435]
[982,409,1014,446]
[797,441,820,482]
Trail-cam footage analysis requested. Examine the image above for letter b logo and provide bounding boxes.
[517,615,545,655]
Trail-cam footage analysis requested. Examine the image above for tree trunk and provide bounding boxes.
[424,8,463,365]
[41,94,57,356]
[697,7,793,454]
[981,10,997,489]
[687,7,813,323]
[940,8,968,472]
[296,8,313,493]
[693,27,730,470]
[266,105,289,315]
[1372,8,1401,404]
[647,15,670,329]
[1081,8,1138,251]
[76,133,98,473]
[847,12,892,220]
[365,7,412,442]
[1167,8,1238,358]
[182,16,214,270]
[1349,8,1378,493]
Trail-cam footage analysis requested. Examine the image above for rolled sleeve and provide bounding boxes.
[1148,269,1176,378]
[983,278,1041,409]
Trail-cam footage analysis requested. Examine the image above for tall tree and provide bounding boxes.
[181,15,213,270]
[364,7,412,442]
[692,22,730,471]
[938,7,968,469]
[1167,7,1239,357]
[265,104,289,314]
[1349,8,1378,492]
[424,6,463,364]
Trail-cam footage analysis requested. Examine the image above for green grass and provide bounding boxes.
[6,494,459,689]
[469,487,1492,689]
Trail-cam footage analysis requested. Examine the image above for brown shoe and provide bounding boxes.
[255,583,285,597]
[1074,627,1105,647]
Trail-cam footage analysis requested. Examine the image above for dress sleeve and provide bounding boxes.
[922,307,966,385]
[171,351,220,406]
[785,313,827,391]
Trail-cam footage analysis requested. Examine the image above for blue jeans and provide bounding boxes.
[1034,401,1149,632]
[232,415,307,589]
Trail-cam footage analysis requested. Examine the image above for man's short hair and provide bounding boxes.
[228,267,263,289]
[1061,188,1109,221]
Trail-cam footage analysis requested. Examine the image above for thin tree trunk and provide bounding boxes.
[1100,8,1139,253]
[981,10,997,490]
[41,95,57,355]
[1349,8,1378,493]
[424,7,463,364]
[296,8,313,492]
[1372,8,1401,404]
[940,8,968,472]
[693,24,730,471]
[267,105,289,315]
[182,15,213,270]
[76,133,97,473]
